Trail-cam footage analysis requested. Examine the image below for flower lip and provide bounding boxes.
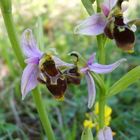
[46,75,67,99]
[104,14,136,51]
[113,23,135,51]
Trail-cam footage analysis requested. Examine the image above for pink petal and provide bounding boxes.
[21,29,43,58]
[97,127,113,140]
[80,67,89,73]
[101,0,118,16]
[101,4,110,17]
[97,129,105,140]
[87,53,96,65]
[89,58,126,74]
[85,72,96,109]
[104,127,113,140]
[25,57,40,64]
[52,56,74,68]
[105,0,118,10]
[21,64,39,100]
[74,13,107,36]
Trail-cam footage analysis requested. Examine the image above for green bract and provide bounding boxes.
[81,0,95,15]
[81,128,94,140]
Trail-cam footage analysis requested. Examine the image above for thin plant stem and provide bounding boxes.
[98,92,106,128]
[96,0,107,129]
[97,34,106,129]
[33,88,56,140]
[1,12,25,68]
[97,34,107,129]
[97,35,106,64]
[0,1,56,139]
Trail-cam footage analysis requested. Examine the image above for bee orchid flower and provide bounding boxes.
[74,0,140,52]
[21,29,75,100]
[81,53,126,108]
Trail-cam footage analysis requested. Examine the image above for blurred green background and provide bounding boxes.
[0,0,140,139]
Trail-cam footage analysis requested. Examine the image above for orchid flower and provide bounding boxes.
[74,0,140,52]
[81,53,126,108]
[74,0,118,36]
[97,127,113,140]
[21,29,75,100]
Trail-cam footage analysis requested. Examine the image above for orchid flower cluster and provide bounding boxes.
[21,29,125,139]
[1,0,140,139]
[19,0,140,140]
[21,29,125,107]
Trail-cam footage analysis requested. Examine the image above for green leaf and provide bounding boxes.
[107,66,140,97]
[81,0,95,15]
[81,128,94,140]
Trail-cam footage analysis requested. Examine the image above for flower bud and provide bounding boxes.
[81,128,94,140]
[97,127,113,140]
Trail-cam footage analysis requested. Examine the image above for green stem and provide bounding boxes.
[33,89,56,140]
[97,34,106,129]
[97,35,106,64]
[99,94,106,128]
[1,12,25,68]
[0,1,55,139]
